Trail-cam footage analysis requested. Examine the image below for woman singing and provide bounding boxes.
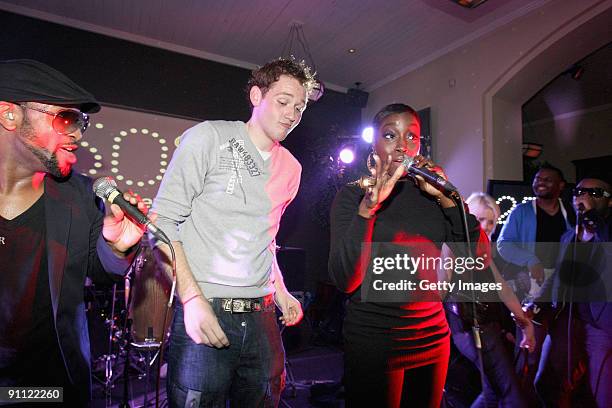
[329,103,482,407]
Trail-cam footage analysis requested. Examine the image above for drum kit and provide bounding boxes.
[87,238,174,407]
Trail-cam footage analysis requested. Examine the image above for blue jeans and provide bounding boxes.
[448,312,527,408]
[535,312,611,407]
[166,299,285,408]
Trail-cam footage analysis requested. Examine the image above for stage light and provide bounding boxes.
[339,147,355,164]
[362,127,374,143]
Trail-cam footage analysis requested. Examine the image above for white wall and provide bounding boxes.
[366,0,612,194]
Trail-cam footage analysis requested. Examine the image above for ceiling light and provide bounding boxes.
[281,22,324,103]
[451,0,488,9]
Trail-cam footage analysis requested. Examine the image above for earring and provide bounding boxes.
[356,149,377,191]
[366,150,376,174]
[7,112,14,120]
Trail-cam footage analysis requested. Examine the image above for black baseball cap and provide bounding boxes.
[0,59,100,113]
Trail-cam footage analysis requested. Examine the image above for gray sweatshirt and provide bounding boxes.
[152,120,301,298]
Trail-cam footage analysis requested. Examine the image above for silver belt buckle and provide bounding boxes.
[222,298,233,313]
[232,299,246,313]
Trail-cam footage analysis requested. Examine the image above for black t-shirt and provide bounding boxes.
[535,205,566,268]
[0,196,67,387]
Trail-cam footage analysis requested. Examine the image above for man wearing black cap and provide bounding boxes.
[0,59,148,405]
[534,176,612,407]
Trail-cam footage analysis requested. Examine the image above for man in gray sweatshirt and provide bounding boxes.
[153,58,315,407]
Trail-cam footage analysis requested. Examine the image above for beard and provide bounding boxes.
[27,145,63,178]
[534,189,555,199]
[533,183,555,199]
[20,117,65,178]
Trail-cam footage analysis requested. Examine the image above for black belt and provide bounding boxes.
[218,295,274,313]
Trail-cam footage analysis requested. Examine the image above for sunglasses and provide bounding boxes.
[572,187,611,199]
[19,104,90,135]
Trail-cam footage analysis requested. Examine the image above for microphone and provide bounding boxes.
[575,203,585,235]
[577,203,600,232]
[93,177,170,245]
[401,157,458,194]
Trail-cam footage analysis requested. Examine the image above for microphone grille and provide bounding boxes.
[93,176,117,199]
[401,156,414,169]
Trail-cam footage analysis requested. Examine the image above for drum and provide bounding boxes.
[128,239,174,346]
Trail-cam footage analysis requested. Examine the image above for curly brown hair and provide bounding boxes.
[245,57,316,107]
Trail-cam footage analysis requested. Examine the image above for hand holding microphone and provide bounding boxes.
[576,203,603,235]
[357,153,459,218]
[358,155,458,196]
[93,177,170,246]
[401,156,458,194]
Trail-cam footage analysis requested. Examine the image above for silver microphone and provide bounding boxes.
[93,177,170,244]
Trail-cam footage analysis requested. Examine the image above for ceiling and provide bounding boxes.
[0,0,549,92]
[523,42,612,122]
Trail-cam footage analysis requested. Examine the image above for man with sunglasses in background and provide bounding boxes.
[533,176,612,407]
[0,59,148,405]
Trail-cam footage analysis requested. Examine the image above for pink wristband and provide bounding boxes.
[182,294,202,306]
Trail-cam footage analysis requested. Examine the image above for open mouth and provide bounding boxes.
[60,144,79,153]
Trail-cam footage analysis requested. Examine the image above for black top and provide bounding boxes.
[0,196,66,386]
[329,180,482,358]
[0,174,135,404]
[535,206,566,268]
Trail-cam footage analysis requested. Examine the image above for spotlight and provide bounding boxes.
[339,146,355,164]
[361,127,374,144]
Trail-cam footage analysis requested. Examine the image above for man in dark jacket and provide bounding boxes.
[534,176,611,407]
[0,59,147,405]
